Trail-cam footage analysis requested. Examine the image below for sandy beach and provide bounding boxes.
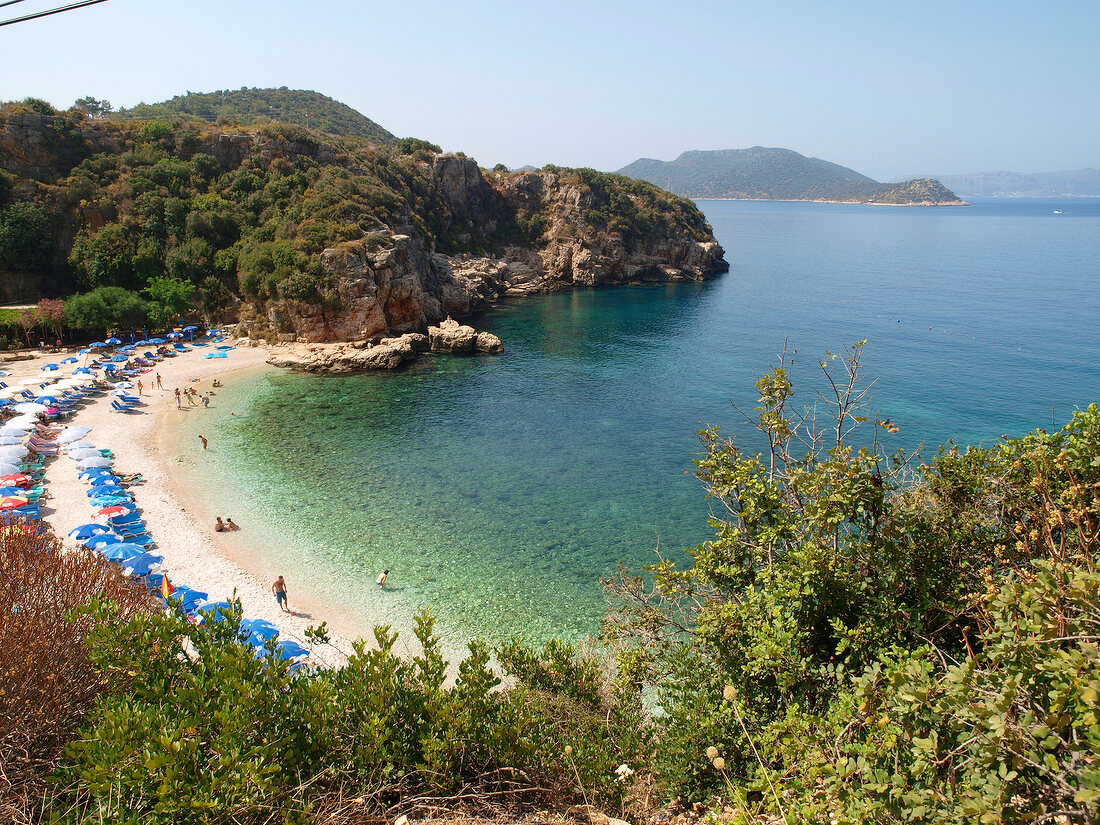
[4,339,358,668]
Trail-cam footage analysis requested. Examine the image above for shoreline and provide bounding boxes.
[693,196,968,206]
[10,341,380,668]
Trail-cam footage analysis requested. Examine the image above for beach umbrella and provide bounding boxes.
[86,533,124,549]
[0,464,24,477]
[87,485,127,498]
[275,641,310,661]
[60,356,78,364]
[89,342,106,348]
[12,402,48,414]
[111,381,134,389]
[0,445,28,459]
[63,440,96,451]
[241,618,279,641]
[110,354,128,362]
[122,554,163,578]
[0,369,10,376]
[7,416,39,429]
[86,476,122,489]
[72,367,93,375]
[77,456,112,469]
[166,332,182,339]
[68,448,104,460]
[99,543,146,562]
[148,337,165,344]
[0,486,26,496]
[0,387,21,399]
[183,325,198,332]
[40,364,59,372]
[94,504,133,517]
[105,337,121,345]
[0,474,31,486]
[0,423,28,435]
[0,437,24,446]
[203,352,228,359]
[78,348,92,355]
[196,601,235,623]
[91,496,132,508]
[58,426,92,442]
[18,378,46,386]
[78,469,113,481]
[0,496,30,510]
[68,523,110,540]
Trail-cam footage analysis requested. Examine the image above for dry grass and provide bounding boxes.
[0,525,157,824]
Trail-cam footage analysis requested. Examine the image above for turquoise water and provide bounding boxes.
[186,198,1100,649]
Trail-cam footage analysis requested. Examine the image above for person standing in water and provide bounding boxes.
[272,576,289,611]
[376,569,389,588]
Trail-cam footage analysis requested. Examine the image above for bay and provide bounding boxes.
[182,197,1100,649]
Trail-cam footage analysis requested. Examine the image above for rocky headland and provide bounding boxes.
[0,104,729,355]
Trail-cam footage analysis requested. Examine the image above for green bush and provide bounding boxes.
[0,201,52,272]
[64,286,149,330]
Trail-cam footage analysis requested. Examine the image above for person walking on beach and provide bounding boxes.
[199,435,208,450]
[202,393,210,408]
[156,373,162,389]
[187,389,197,406]
[174,388,181,409]
[376,569,389,588]
[272,576,289,612]
[137,379,143,396]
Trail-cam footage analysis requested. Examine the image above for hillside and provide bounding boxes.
[618,147,964,205]
[0,98,726,339]
[924,167,1100,198]
[114,88,397,145]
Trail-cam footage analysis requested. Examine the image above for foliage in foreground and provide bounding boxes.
[603,343,1100,823]
[52,606,636,824]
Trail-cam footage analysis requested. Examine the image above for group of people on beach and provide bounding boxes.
[213,516,239,532]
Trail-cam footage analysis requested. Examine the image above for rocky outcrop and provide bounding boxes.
[266,333,429,374]
[427,318,503,354]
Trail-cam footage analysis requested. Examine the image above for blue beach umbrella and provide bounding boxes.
[0,486,26,496]
[166,332,182,339]
[60,356,78,363]
[89,342,106,348]
[99,543,146,562]
[40,363,59,371]
[91,496,132,508]
[148,337,165,345]
[241,618,280,642]
[78,348,92,355]
[78,469,113,481]
[73,366,93,374]
[110,354,128,362]
[183,325,198,331]
[203,352,228,359]
[86,533,124,549]
[275,641,310,661]
[68,523,110,540]
[105,337,121,345]
[170,585,208,607]
[121,553,163,577]
[197,601,235,623]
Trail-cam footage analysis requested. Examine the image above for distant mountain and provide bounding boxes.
[917,169,1100,198]
[617,147,963,205]
[115,88,396,145]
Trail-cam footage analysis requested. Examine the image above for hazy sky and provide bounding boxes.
[2,0,1097,180]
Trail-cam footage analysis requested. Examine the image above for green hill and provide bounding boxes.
[618,146,964,205]
[115,88,396,145]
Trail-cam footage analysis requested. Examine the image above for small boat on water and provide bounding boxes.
[1054,210,1064,214]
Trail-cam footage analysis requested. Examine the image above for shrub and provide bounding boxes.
[0,526,155,824]
[0,201,52,272]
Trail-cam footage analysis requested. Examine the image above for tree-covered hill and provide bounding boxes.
[0,97,725,341]
[618,146,964,205]
[114,88,397,145]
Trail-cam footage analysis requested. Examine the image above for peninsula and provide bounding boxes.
[617,146,964,205]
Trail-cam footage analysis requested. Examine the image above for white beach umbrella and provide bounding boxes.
[58,427,93,443]
[62,440,96,451]
[0,426,29,437]
[0,436,24,446]
[0,462,22,475]
[0,387,21,399]
[12,402,48,414]
[68,449,103,460]
[33,387,64,398]
[6,415,39,429]
[77,456,112,469]
[0,445,28,458]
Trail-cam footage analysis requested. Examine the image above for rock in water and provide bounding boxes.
[428,318,478,353]
[475,331,503,353]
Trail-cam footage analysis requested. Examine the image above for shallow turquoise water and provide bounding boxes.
[185,198,1100,649]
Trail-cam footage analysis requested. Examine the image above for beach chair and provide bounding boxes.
[110,399,138,412]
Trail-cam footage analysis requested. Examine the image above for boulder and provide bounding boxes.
[428,318,477,353]
[475,332,503,354]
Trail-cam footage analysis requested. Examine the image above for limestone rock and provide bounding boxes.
[428,318,477,353]
[475,331,503,354]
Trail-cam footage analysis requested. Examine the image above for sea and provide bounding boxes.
[176,197,1100,652]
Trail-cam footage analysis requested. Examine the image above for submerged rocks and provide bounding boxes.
[267,326,499,375]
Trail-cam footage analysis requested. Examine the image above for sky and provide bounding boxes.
[1,0,1098,180]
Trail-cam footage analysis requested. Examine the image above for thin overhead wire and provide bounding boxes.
[0,0,110,27]
[0,0,34,9]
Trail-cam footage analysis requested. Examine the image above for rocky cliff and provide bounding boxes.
[0,103,728,335]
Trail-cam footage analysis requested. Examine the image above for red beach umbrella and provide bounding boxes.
[94,505,132,517]
[0,496,29,510]
[0,474,31,487]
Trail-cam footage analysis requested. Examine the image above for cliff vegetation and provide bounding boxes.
[0,93,726,345]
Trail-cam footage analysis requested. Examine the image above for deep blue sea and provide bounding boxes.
[180,198,1100,651]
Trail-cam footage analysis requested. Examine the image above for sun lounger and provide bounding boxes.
[110,399,138,412]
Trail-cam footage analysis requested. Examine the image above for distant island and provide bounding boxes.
[916,168,1100,198]
[617,147,964,206]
